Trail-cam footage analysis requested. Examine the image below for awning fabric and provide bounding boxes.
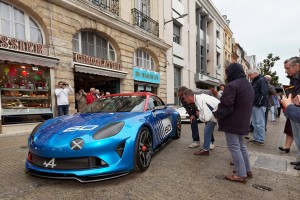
[74,63,127,79]
[0,48,59,67]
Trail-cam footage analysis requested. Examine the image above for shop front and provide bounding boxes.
[73,53,127,95]
[133,67,160,94]
[0,35,59,134]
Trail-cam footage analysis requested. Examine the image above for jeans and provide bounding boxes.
[203,121,217,150]
[225,132,251,177]
[191,118,200,143]
[252,106,266,143]
[270,106,276,121]
[290,120,300,160]
[58,105,69,116]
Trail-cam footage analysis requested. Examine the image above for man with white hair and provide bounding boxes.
[247,68,268,145]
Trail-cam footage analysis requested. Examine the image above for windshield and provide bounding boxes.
[82,95,146,113]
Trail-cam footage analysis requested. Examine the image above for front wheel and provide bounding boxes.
[134,127,152,171]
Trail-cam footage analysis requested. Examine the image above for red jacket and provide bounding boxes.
[86,92,96,105]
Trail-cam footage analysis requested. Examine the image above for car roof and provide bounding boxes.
[102,92,157,98]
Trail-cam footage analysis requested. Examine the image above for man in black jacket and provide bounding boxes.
[178,86,200,148]
[247,68,268,145]
[213,63,254,183]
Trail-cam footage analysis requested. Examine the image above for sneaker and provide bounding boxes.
[194,149,209,156]
[258,142,265,146]
[210,143,215,150]
[188,142,200,148]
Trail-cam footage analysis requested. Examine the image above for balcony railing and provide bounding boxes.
[131,8,159,37]
[83,0,119,16]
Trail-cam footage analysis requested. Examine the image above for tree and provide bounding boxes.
[261,53,281,86]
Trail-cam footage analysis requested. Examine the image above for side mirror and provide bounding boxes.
[153,105,167,111]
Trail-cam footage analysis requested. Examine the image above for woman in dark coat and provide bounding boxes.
[213,63,254,183]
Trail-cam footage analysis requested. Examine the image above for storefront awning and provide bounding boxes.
[194,73,221,86]
[0,48,59,67]
[74,63,127,79]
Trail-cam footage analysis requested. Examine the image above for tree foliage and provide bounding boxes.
[261,53,281,86]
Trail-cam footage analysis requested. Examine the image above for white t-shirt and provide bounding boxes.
[194,94,220,122]
[55,85,74,106]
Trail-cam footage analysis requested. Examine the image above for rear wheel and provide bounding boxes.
[174,116,181,139]
[134,127,152,171]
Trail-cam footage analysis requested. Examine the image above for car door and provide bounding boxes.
[147,96,172,146]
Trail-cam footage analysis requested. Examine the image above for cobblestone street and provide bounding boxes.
[0,115,299,200]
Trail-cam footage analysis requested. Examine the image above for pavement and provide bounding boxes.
[0,114,299,200]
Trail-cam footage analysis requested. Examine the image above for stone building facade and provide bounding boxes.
[0,0,170,134]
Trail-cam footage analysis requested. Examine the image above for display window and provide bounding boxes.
[0,63,51,117]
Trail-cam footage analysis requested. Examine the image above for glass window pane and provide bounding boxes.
[72,39,79,52]
[1,19,12,36]
[88,33,94,44]
[0,2,11,19]
[88,44,94,56]
[14,9,24,23]
[109,50,115,61]
[102,47,108,59]
[82,41,87,54]
[15,23,25,40]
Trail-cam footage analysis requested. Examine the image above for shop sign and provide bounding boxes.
[133,67,160,84]
[73,53,122,71]
[0,34,44,55]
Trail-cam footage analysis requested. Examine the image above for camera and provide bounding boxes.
[62,82,68,86]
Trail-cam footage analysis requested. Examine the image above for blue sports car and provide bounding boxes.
[26,92,181,182]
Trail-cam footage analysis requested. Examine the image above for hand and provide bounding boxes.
[293,94,300,106]
[281,94,293,108]
[190,115,195,123]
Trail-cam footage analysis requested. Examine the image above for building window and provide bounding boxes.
[216,30,220,39]
[0,1,43,43]
[72,31,116,61]
[173,23,180,44]
[217,52,220,65]
[174,66,181,105]
[136,0,150,15]
[135,49,155,71]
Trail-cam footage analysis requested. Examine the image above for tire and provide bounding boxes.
[174,116,181,139]
[134,127,152,172]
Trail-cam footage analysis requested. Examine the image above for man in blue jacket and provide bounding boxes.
[213,63,254,183]
[247,68,268,145]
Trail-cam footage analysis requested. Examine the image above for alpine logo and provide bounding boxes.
[70,138,84,150]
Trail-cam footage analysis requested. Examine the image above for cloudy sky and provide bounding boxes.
[211,0,300,85]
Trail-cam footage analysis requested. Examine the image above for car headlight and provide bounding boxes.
[30,122,44,138]
[92,121,125,140]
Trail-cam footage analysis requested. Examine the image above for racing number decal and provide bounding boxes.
[43,158,56,168]
[63,125,98,132]
[154,118,173,142]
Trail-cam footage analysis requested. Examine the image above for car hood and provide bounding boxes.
[33,112,143,146]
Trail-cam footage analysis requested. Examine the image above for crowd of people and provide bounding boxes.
[55,84,111,115]
[178,56,300,183]
[54,56,300,182]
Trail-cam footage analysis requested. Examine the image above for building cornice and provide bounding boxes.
[200,0,233,34]
[48,0,171,50]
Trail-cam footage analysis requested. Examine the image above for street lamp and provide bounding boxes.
[164,13,188,25]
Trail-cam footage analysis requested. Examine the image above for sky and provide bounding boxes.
[211,0,300,85]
